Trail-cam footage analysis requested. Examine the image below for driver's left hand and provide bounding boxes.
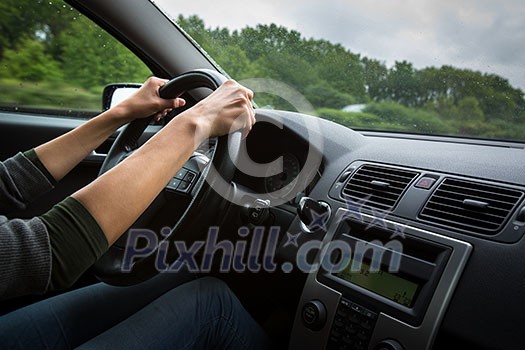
[114,77,186,123]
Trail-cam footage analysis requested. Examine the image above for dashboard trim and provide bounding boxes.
[288,209,472,350]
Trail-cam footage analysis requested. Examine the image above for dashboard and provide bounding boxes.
[239,109,525,350]
[236,119,323,207]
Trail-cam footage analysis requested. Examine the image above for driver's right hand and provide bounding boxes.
[185,80,256,142]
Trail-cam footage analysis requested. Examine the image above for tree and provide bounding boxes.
[304,82,357,109]
[363,57,388,101]
[384,61,420,106]
[0,37,63,81]
[176,15,211,51]
[59,16,150,88]
[456,97,485,135]
[312,42,366,102]
[364,102,454,134]
[0,0,77,58]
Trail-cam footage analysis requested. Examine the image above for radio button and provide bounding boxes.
[337,308,348,317]
[353,339,367,350]
[357,330,369,340]
[342,336,354,346]
[363,309,377,319]
[329,299,378,350]
[345,323,358,335]
[351,303,365,313]
[348,312,360,323]
[361,319,374,330]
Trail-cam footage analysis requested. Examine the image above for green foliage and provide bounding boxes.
[174,14,525,141]
[317,108,383,129]
[363,57,388,100]
[363,102,455,134]
[0,0,150,112]
[305,82,357,109]
[0,37,63,81]
[0,79,100,110]
[0,0,524,141]
[59,16,150,88]
[384,61,420,106]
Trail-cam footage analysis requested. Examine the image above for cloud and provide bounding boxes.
[154,0,525,89]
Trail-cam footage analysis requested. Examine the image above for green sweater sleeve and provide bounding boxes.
[23,149,58,186]
[40,197,108,290]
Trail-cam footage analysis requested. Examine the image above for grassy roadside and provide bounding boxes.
[0,79,102,111]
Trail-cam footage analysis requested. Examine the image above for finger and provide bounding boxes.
[161,98,184,111]
[150,77,169,91]
[241,128,250,140]
[249,108,256,127]
[246,104,256,125]
[176,98,186,108]
[241,120,252,139]
[243,110,255,139]
[245,88,254,100]
[167,98,185,109]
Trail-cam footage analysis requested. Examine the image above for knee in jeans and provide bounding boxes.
[197,277,231,296]
[196,277,237,311]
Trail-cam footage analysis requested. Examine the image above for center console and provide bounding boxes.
[288,208,472,350]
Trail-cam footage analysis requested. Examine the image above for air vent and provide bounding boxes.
[342,164,419,211]
[419,178,524,235]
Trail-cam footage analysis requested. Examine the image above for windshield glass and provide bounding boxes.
[155,0,525,142]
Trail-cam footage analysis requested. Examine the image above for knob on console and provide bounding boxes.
[297,197,331,233]
[374,339,404,350]
[301,300,327,331]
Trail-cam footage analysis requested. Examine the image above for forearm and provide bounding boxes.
[34,106,132,182]
[70,79,254,245]
[72,109,208,245]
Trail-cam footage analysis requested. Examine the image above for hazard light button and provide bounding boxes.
[415,177,437,189]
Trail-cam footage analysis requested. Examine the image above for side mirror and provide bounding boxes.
[102,83,142,111]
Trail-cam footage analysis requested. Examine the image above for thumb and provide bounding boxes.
[164,97,186,109]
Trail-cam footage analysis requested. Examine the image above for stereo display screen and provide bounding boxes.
[335,260,419,307]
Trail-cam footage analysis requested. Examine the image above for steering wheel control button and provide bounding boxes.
[168,168,198,194]
[166,178,181,191]
[301,300,326,331]
[177,180,191,193]
[183,171,196,183]
[415,176,437,189]
[175,168,188,180]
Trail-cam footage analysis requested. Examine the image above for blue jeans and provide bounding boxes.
[0,274,271,349]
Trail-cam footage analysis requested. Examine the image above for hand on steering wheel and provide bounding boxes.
[189,79,256,140]
[93,69,254,286]
[113,77,187,124]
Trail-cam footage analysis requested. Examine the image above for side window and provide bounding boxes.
[0,0,151,118]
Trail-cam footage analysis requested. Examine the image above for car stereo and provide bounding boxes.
[289,209,472,350]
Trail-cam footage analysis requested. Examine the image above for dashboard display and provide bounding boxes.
[335,260,419,307]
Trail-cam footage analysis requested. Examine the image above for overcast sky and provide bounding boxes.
[155,0,525,90]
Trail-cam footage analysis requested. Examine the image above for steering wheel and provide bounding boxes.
[92,69,241,286]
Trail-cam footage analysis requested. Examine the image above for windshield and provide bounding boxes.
[155,0,525,142]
